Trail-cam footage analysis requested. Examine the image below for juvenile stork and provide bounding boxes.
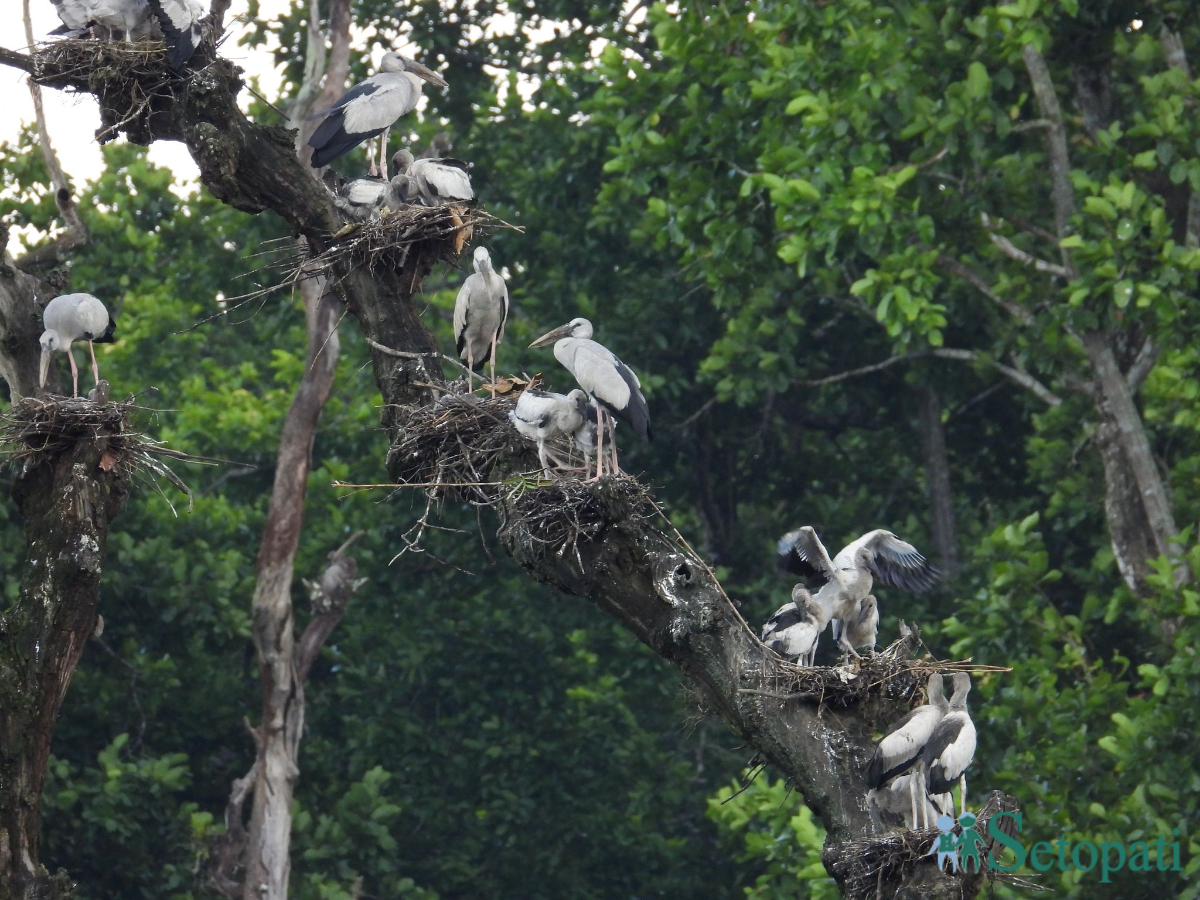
[509,389,592,477]
[865,673,948,830]
[528,318,651,480]
[453,246,509,397]
[777,527,939,657]
[308,52,448,172]
[923,672,977,818]
[391,150,473,206]
[761,585,825,666]
[39,293,117,397]
[832,594,879,657]
[332,175,389,219]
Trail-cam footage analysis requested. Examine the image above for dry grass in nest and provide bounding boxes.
[0,397,193,512]
[386,394,534,504]
[33,40,175,142]
[503,476,654,563]
[747,631,1010,712]
[827,791,1038,899]
[308,207,508,287]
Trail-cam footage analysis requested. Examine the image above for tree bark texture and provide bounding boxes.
[243,281,342,900]
[0,411,130,900]
[0,42,1010,900]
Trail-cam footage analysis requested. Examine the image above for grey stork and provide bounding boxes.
[865,673,948,830]
[390,150,473,206]
[146,0,205,70]
[923,672,977,818]
[777,527,939,658]
[453,246,509,397]
[761,585,825,666]
[528,318,651,480]
[39,292,116,397]
[509,388,593,477]
[332,175,389,219]
[833,594,879,657]
[307,52,447,172]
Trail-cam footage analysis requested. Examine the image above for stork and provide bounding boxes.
[453,247,509,397]
[923,672,977,818]
[39,293,116,397]
[865,674,948,830]
[49,0,203,69]
[528,318,651,480]
[761,585,825,666]
[832,594,879,657]
[777,527,939,657]
[332,175,389,219]
[308,52,447,173]
[390,150,473,206]
[867,772,945,832]
[509,389,594,477]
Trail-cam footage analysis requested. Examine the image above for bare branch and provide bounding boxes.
[0,46,36,75]
[295,530,366,682]
[980,213,1072,279]
[936,254,1035,326]
[208,0,232,32]
[1021,43,1077,271]
[15,0,90,273]
[797,352,926,387]
[1126,337,1159,394]
[1160,27,1200,249]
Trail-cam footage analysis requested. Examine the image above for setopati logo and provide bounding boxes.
[925,810,1186,883]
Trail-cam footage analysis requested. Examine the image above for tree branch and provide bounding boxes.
[1021,43,1076,255]
[15,0,91,274]
[979,213,1071,279]
[1160,26,1200,249]
[936,254,1035,326]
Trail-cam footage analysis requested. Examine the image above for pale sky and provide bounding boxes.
[0,0,293,187]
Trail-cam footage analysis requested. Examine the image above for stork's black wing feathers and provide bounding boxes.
[923,717,967,794]
[865,532,942,592]
[146,0,203,71]
[309,117,386,169]
[307,81,381,121]
[611,360,650,441]
[864,707,926,788]
[92,314,117,344]
[775,530,822,579]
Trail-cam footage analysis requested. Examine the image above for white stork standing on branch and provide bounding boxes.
[39,293,116,398]
[307,52,448,173]
[923,672,977,818]
[453,247,509,397]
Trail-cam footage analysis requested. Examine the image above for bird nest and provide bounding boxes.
[502,476,654,562]
[32,40,177,143]
[824,791,1038,900]
[386,394,536,504]
[747,631,1010,713]
[304,207,510,289]
[0,397,191,509]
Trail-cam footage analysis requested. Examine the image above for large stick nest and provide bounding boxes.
[33,40,177,144]
[751,632,1010,712]
[0,398,191,508]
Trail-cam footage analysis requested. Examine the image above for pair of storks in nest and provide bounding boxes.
[49,0,205,70]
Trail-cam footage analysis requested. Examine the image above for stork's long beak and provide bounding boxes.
[406,59,448,89]
[38,346,51,388]
[529,324,572,349]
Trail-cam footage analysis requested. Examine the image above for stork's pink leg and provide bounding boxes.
[591,403,605,480]
[488,330,498,399]
[465,347,475,394]
[67,349,79,398]
[88,340,101,390]
[368,139,380,177]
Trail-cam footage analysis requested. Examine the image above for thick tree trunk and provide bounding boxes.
[0,408,129,900]
[915,388,958,575]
